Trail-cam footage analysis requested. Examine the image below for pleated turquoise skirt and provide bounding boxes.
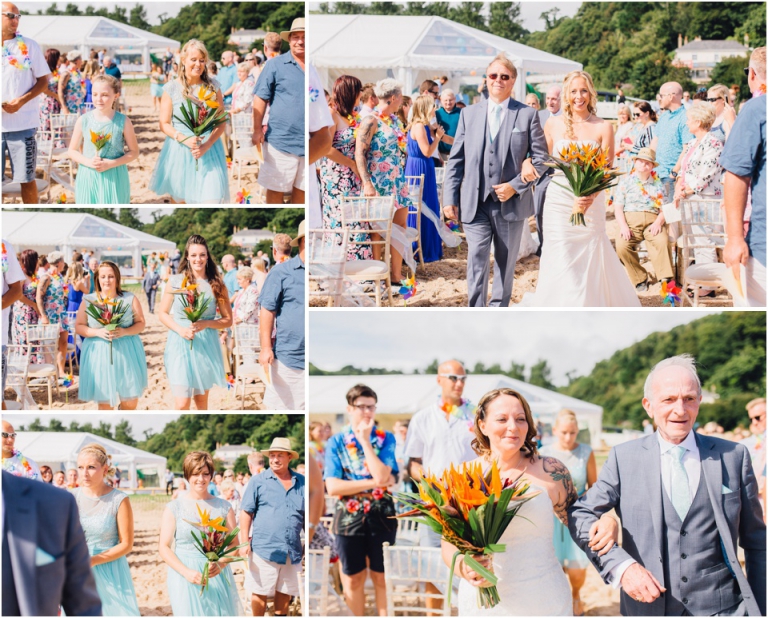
[92,555,140,616]
[79,334,148,406]
[164,327,226,398]
[75,164,131,204]
[552,515,589,569]
[167,549,242,616]
[149,135,229,204]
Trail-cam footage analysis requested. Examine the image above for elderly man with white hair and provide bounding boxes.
[538,85,562,125]
[569,354,766,616]
[436,88,461,161]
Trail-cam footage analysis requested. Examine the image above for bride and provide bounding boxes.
[522,70,641,306]
[442,388,618,616]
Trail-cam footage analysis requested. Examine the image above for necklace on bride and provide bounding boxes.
[572,112,593,124]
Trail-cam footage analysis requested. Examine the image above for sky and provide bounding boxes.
[17,1,186,26]
[3,413,182,438]
[309,311,720,386]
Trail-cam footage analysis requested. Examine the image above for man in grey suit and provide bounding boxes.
[444,53,548,307]
[2,470,102,616]
[534,85,562,254]
[569,355,766,617]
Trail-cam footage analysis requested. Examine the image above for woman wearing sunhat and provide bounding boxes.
[613,147,675,292]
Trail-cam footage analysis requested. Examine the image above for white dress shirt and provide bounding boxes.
[486,97,511,134]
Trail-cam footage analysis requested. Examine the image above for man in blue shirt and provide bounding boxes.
[259,220,305,410]
[102,55,122,84]
[721,46,766,306]
[239,437,304,617]
[217,50,238,106]
[221,254,240,299]
[651,82,693,200]
[436,89,461,161]
[252,18,305,204]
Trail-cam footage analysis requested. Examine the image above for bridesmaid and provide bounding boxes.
[539,409,597,617]
[159,451,242,616]
[158,235,231,410]
[75,261,147,410]
[74,443,140,616]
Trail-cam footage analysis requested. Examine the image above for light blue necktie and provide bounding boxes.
[669,445,691,520]
[489,104,502,143]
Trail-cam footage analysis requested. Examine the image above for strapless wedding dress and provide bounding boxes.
[457,485,572,616]
[519,140,641,306]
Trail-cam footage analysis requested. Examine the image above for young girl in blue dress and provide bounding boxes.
[157,234,231,410]
[149,39,229,203]
[74,443,140,616]
[67,75,140,204]
[75,261,147,410]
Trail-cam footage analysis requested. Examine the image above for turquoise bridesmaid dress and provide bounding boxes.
[164,273,226,398]
[148,79,229,203]
[75,111,131,204]
[166,497,242,616]
[78,291,148,407]
[74,488,140,616]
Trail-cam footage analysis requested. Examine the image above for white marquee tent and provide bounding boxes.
[14,432,167,489]
[3,211,176,277]
[309,15,582,99]
[19,16,179,73]
[309,374,604,448]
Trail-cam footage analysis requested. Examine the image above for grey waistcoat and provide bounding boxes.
[479,115,504,203]
[660,470,741,615]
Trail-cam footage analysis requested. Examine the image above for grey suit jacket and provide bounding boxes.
[568,433,766,616]
[2,471,102,616]
[444,98,549,224]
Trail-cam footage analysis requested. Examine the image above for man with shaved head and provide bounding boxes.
[2,420,41,480]
[538,85,562,126]
[650,81,693,201]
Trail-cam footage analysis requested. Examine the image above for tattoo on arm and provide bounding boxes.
[355,117,376,185]
[543,456,578,525]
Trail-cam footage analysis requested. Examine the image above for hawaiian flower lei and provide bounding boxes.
[439,396,477,433]
[378,112,407,155]
[2,449,34,476]
[2,33,31,70]
[340,424,387,478]
[308,84,320,103]
[633,170,664,210]
[1,242,7,274]
[68,66,86,89]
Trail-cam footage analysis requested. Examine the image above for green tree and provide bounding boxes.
[528,360,555,390]
[129,4,152,30]
[448,2,487,31]
[488,3,529,42]
[27,418,46,431]
[734,2,766,48]
[93,421,113,440]
[506,361,526,381]
[63,3,82,15]
[708,55,750,96]
[233,454,250,475]
[114,420,137,447]
[48,418,65,432]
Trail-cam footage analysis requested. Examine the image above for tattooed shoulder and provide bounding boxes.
[542,456,577,525]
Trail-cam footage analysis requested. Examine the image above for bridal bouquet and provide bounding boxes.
[394,460,540,609]
[183,505,248,596]
[89,130,112,156]
[546,142,623,226]
[172,276,211,349]
[173,86,229,170]
[84,294,130,364]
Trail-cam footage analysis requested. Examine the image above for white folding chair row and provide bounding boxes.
[3,345,31,409]
[382,542,452,616]
[405,174,425,269]
[231,112,259,181]
[24,323,61,408]
[307,545,332,617]
[308,228,349,307]
[395,517,420,546]
[232,323,264,409]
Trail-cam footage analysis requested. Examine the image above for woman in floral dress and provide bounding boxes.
[39,48,64,147]
[59,50,86,115]
[319,75,371,261]
[35,251,70,378]
[356,79,412,285]
[11,249,42,364]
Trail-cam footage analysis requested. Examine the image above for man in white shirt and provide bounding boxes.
[2,4,51,203]
[308,63,333,229]
[2,239,24,409]
[537,85,562,126]
[2,420,41,479]
[359,83,378,118]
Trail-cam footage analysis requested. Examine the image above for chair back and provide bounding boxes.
[678,197,725,275]
[307,545,332,617]
[308,228,349,306]
[396,517,420,546]
[434,166,446,209]
[324,494,338,516]
[4,344,31,391]
[382,543,452,616]
[26,323,60,366]
[406,174,425,217]
[50,113,79,145]
[233,323,260,364]
[340,195,396,266]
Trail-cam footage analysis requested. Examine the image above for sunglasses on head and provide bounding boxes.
[705,97,722,103]
[3,12,21,19]
[2,432,17,439]
[439,374,467,383]
[488,73,512,82]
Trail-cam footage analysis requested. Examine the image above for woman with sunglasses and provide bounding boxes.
[627,101,658,157]
[706,84,736,141]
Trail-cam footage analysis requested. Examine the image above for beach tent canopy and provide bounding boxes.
[19,16,179,73]
[309,374,603,448]
[3,211,176,277]
[309,15,582,99]
[14,432,167,489]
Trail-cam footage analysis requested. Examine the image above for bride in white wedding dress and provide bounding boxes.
[441,388,618,616]
[520,70,641,307]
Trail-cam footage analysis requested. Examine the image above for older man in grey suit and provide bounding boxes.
[2,470,102,616]
[569,355,766,617]
[444,53,548,307]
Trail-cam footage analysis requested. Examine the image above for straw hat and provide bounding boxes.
[290,220,305,247]
[260,437,298,459]
[280,18,305,43]
[633,147,658,167]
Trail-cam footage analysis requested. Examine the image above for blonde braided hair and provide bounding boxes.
[561,70,599,140]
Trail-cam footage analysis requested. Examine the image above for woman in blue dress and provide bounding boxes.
[405,94,446,263]
[159,451,242,616]
[75,261,147,410]
[149,39,229,204]
[74,443,140,616]
[158,234,231,410]
[539,409,597,616]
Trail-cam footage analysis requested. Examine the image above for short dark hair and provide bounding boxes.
[420,79,438,94]
[183,451,215,480]
[346,384,378,405]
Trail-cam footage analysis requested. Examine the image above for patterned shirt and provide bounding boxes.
[2,449,42,480]
[613,171,665,214]
[655,106,694,179]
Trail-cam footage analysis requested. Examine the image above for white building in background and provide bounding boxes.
[229,27,268,52]
[673,35,750,84]
[214,444,255,467]
[231,228,275,252]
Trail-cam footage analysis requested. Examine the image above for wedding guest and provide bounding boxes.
[53,469,67,487]
[230,62,256,114]
[707,84,737,141]
[165,468,175,496]
[76,260,147,410]
[172,478,188,500]
[525,92,541,110]
[11,249,41,363]
[150,39,229,204]
[66,467,79,488]
[436,89,460,160]
[2,420,41,479]
[324,384,398,616]
[239,438,305,617]
[272,233,292,266]
[222,254,240,298]
[150,63,167,112]
[159,451,242,615]
[217,50,237,106]
[158,234,231,410]
[650,81,694,200]
[614,104,635,174]
[83,50,99,103]
[538,85,562,126]
[359,82,378,118]
[35,251,69,378]
[252,19,305,204]
[396,95,411,128]
[251,257,268,289]
[260,222,305,410]
[220,478,241,514]
[405,94,445,263]
[102,55,122,92]
[540,409,598,616]
[614,148,674,291]
[87,257,99,293]
[74,443,140,615]
[308,62,334,230]
[40,465,53,483]
[143,261,160,313]
[248,452,265,476]
[628,101,657,156]
[2,4,51,204]
[59,50,86,114]
[308,421,327,472]
[233,267,260,325]
[743,398,766,516]
[65,262,88,313]
[39,48,63,146]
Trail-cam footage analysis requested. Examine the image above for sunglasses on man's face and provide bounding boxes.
[488,73,512,82]
[3,12,21,19]
[2,432,17,439]
[744,67,752,77]
[705,97,722,103]
[439,374,467,383]
[750,414,765,423]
